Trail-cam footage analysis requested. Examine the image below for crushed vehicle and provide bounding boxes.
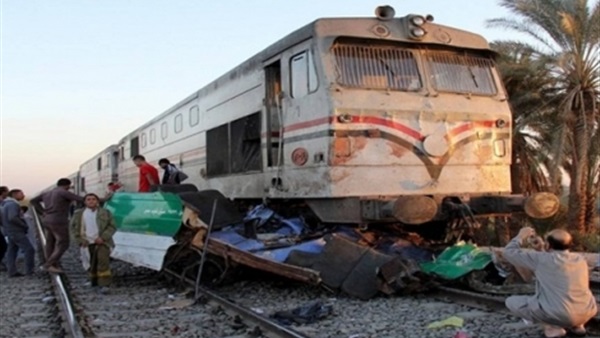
[105,185,542,299]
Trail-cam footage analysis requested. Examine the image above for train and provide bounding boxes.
[34,6,561,297]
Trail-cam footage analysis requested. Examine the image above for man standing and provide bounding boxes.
[503,227,597,338]
[133,155,159,192]
[0,186,9,270]
[71,193,116,292]
[158,158,188,185]
[30,178,85,273]
[1,189,35,277]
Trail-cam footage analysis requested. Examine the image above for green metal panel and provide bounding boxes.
[105,192,183,237]
[420,243,492,280]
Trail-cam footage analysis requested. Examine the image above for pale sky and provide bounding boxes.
[1,0,520,195]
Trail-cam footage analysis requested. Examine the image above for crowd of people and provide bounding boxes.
[0,157,598,337]
[0,156,185,288]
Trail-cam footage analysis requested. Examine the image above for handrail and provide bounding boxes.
[32,209,86,338]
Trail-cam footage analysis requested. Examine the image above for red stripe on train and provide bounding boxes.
[261,116,502,141]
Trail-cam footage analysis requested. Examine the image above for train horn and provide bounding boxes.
[375,5,395,21]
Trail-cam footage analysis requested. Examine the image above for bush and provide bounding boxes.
[571,229,600,252]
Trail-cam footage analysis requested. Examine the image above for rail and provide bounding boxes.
[434,286,600,334]
[163,269,309,338]
[32,209,85,338]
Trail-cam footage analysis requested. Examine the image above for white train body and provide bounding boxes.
[79,145,119,196]
[113,14,514,223]
[40,9,559,224]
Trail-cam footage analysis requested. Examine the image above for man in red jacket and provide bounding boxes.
[132,155,159,192]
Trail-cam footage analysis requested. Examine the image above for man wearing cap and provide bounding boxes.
[502,227,597,338]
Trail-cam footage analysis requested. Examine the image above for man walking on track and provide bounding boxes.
[71,193,116,291]
[1,189,35,277]
[132,155,159,192]
[30,178,85,273]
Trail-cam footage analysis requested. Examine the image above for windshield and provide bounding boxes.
[426,51,497,95]
[331,39,498,96]
[333,41,422,91]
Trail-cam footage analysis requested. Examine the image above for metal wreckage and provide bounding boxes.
[105,185,550,300]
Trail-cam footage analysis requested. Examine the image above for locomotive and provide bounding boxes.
[41,5,558,227]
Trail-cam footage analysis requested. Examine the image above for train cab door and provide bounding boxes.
[280,41,320,166]
[264,59,283,170]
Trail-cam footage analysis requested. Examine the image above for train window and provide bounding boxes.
[230,112,261,173]
[130,137,140,158]
[175,114,183,133]
[206,112,262,177]
[161,122,168,140]
[80,177,86,193]
[308,50,318,92]
[426,52,497,95]
[206,124,230,176]
[332,40,422,91]
[291,52,308,98]
[150,129,156,144]
[189,106,200,126]
[97,158,102,171]
[119,146,125,161]
[141,133,147,148]
[290,50,318,98]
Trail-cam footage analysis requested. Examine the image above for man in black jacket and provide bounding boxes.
[1,189,34,277]
[0,186,9,270]
[158,158,187,185]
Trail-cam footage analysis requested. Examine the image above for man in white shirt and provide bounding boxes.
[70,193,117,292]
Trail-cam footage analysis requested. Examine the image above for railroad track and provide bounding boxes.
[433,286,600,336]
[163,268,309,338]
[32,209,308,338]
[30,205,600,338]
[32,209,86,338]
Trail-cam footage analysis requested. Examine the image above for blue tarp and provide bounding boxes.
[211,205,433,265]
[210,205,326,263]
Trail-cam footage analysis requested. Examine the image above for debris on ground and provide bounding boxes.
[420,242,491,280]
[426,316,464,329]
[158,298,195,310]
[270,301,333,325]
[453,331,470,338]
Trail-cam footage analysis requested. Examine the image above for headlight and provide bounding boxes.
[410,16,425,26]
[411,28,426,38]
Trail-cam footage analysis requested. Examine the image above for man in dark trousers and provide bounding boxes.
[1,189,35,277]
[0,186,9,271]
[30,178,85,273]
[71,193,117,292]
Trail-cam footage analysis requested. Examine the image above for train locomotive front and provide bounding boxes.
[264,8,559,231]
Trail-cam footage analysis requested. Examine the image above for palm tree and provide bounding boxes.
[584,112,599,231]
[488,0,600,233]
[491,41,560,194]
